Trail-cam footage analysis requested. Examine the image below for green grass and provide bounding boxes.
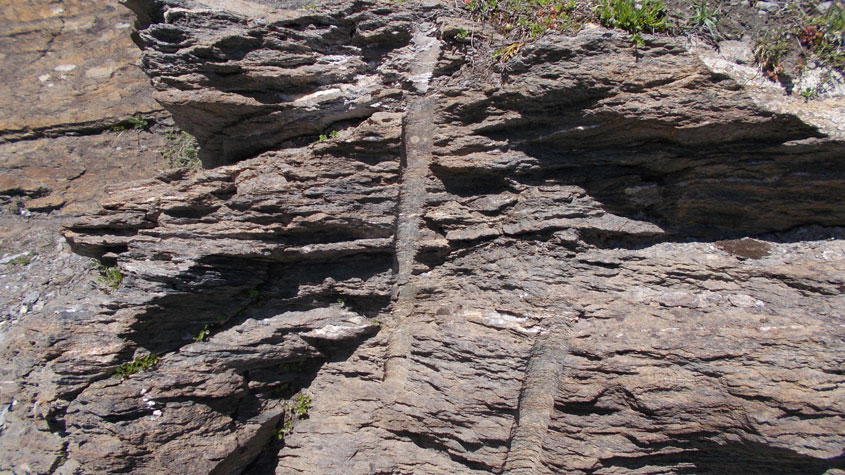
[597,0,667,45]
[162,129,201,169]
[687,0,722,43]
[95,262,124,290]
[465,0,578,40]
[115,354,160,379]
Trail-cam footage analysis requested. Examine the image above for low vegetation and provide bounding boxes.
[686,0,722,44]
[317,130,339,142]
[162,128,201,169]
[464,0,669,49]
[114,354,161,379]
[794,1,844,71]
[95,262,124,290]
[273,392,312,442]
[465,0,579,40]
[459,0,841,97]
[7,254,32,266]
[193,324,211,342]
[754,31,791,81]
[597,0,666,46]
[751,1,843,91]
[112,114,150,133]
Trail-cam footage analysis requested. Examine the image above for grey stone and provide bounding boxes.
[756,1,779,13]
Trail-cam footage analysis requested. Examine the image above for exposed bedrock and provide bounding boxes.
[1,0,843,473]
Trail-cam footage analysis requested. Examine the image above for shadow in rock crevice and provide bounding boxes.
[597,438,845,475]
[124,251,393,356]
[451,112,845,240]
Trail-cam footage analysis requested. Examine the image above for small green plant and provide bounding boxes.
[128,115,149,130]
[754,31,790,81]
[466,0,578,42]
[597,0,667,46]
[630,31,645,47]
[194,324,211,342]
[688,1,722,43]
[317,130,340,142]
[272,422,292,441]
[111,114,149,133]
[279,361,305,373]
[8,254,31,266]
[162,128,201,169]
[291,393,311,417]
[272,392,311,442]
[95,262,124,290]
[801,86,818,102]
[247,289,260,299]
[457,27,470,39]
[114,354,160,378]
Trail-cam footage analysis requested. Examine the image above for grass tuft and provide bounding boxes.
[597,0,667,45]
[162,129,201,169]
[465,0,579,41]
[95,262,124,290]
[115,354,160,379]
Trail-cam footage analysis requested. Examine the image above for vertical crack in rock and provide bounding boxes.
[384,21,440,389]
[504,311,578,474]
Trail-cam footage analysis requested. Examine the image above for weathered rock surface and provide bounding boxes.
[0,1,176,471]
[0,129,173,214]
[2,0,845,474]
[0,0,162,140]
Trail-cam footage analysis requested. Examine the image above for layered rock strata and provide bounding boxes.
[2,0,844,473]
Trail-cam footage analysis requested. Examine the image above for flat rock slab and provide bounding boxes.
[0,0,162,139]
[0,130,169,214]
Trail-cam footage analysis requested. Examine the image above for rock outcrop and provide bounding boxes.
[0,0,172,215]
[0,1,174,471]
[0,0,162,140]
[2,0,844,473]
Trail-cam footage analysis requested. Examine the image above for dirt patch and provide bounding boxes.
[715,238,773,259]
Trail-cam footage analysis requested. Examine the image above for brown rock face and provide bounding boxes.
[2,1,845,474]
[0,0,174,215]
[0,1,173,471]
[0,0,162,140]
